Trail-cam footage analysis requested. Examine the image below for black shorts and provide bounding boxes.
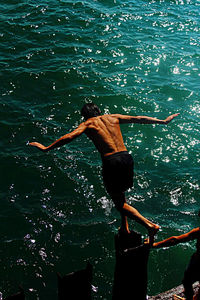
[102,151,134,195]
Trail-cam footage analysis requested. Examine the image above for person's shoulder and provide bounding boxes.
[84,116,99,124]
[83,116,100,129]
[84,114,120,125]
[109,113,124,118]
[102,114,121,123]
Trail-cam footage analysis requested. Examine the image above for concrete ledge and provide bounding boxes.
[148,282,199,300]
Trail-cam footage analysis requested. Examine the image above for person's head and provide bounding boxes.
[81,103,101,120]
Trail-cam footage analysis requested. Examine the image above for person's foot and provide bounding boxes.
[148,224,160,245]
[144,237,150,245]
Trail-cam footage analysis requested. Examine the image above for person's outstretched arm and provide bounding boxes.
[153,227,200,249]
[116,113,180,125]
[29,122,86,152]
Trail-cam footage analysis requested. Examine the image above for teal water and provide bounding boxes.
[0,0,200,298]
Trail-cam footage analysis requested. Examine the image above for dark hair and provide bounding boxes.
[81,103,101,120]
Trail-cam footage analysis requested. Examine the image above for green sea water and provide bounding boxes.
[0,0,200,299]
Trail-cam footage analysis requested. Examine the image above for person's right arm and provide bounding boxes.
[153,227,200,248]
[115,113,180,125]
[29,122,86,152]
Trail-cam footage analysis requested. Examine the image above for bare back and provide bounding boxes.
[84,115,127,157]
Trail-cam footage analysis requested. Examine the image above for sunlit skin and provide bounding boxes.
[153,211,200,300]
[153,227,200,249]
[29,112,179,244]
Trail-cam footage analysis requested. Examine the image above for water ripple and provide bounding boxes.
[1,0,200,298]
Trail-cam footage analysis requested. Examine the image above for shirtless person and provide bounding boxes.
[153,210,200,300]
[29,103,179,242]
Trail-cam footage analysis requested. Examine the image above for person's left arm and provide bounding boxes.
[29,122,87,152]
[115,113,180,125]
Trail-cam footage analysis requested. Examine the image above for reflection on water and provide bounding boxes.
[1,0,200,298]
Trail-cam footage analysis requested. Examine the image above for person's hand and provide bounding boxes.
[29,142,47,152]
[165,113,180,124]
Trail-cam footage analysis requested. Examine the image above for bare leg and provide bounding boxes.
[118,197,130,234]
[119,207,130,234]
[111,193,159,243]
[121,214,130,234]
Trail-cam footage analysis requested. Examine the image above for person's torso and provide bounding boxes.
[84,115,127,157]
